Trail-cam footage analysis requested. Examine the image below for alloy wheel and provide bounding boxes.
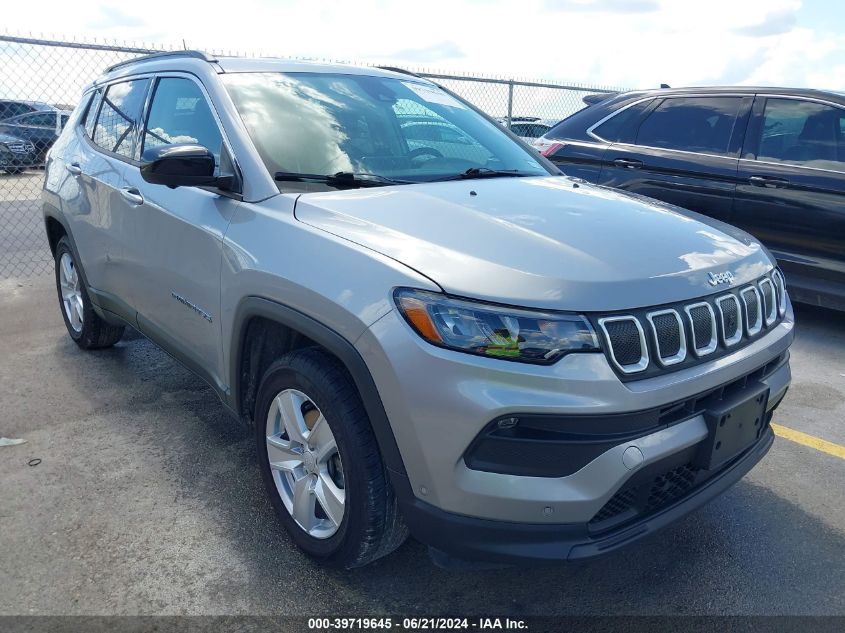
[265,389,346,539]
[59,252,83,333]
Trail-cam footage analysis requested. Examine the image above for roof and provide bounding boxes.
[613,86,845,103]
[215,56,423,81]
[99,49,426,84]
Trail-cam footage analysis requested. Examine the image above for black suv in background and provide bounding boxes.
[538,88,845,311]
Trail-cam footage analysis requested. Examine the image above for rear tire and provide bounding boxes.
[255,347,408,568]
[54,236,124,349]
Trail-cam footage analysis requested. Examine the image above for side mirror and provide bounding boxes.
[140,143,220,188]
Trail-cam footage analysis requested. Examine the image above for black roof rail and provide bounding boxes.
[376,66,421,78]
[105,50,217,74]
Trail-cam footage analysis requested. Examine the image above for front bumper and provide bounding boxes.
[402,426,775,565]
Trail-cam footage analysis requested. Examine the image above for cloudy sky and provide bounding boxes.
[3,0,844,90]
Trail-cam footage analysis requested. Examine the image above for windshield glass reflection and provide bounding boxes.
[223,72,549,191]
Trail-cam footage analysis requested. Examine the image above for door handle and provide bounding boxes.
[613,158,643,169]
[119,187,144,205]
[66,163,82,176]
[749,175,789,188]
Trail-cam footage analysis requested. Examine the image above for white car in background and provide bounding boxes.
[497,117,558,143]
[400,116,493,165]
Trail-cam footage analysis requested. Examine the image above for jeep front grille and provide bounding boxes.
[716,294,742,346]
[592,271,786,380]
[684,302,717,357]
[598,316,648,373]
[772,270,787,316]
[646,309,686,366]
[741,287,762,336]
[758,278,777,326]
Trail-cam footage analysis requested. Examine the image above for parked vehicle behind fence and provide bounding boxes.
[0,109,71,163]
[497,116,557,142]
[43,52,793,568]
[0,132,37,174]
[536,87,845,311]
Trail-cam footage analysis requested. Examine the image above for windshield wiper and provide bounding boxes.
[431,167,534,182]
[274,171,411,189]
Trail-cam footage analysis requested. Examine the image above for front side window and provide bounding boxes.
[222,72,548,191]
[756,98,845,171]
[143,78,224,168]
[92,79,150,158]
[635,96,742,155]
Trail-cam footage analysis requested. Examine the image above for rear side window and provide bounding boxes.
[0,102,33,120]
[92,79,150,158]
[143,78,223,166]
[756,98,845,171]
[635,97,742,155]
[592,101,650,143]
[23,113,55,127]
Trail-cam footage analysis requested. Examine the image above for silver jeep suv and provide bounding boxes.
[43,51,794,568]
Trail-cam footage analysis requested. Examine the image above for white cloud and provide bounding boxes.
[733,8,798,37]
[543,0,659,13]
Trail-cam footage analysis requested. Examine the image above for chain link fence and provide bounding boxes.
[0,34,619,279]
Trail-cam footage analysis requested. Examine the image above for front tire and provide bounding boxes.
[255,347,407,568]
[54,237,124,349]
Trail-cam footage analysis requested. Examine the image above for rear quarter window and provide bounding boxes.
[83,91,103,138]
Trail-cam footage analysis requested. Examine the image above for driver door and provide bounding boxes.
[122,75,238,392]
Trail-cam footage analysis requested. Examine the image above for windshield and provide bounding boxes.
[222,72,550,191]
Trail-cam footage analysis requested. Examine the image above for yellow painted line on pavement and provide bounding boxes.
[771,423,845,461]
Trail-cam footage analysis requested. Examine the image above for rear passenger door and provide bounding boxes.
[545,100,651,182]
[75,77,151,308]
[122,75,238,392]
[733,96,845,304]
[598,95,752,224]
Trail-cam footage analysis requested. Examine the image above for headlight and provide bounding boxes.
[394,288,600,364]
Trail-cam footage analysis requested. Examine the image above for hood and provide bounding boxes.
[294,177,773,312]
